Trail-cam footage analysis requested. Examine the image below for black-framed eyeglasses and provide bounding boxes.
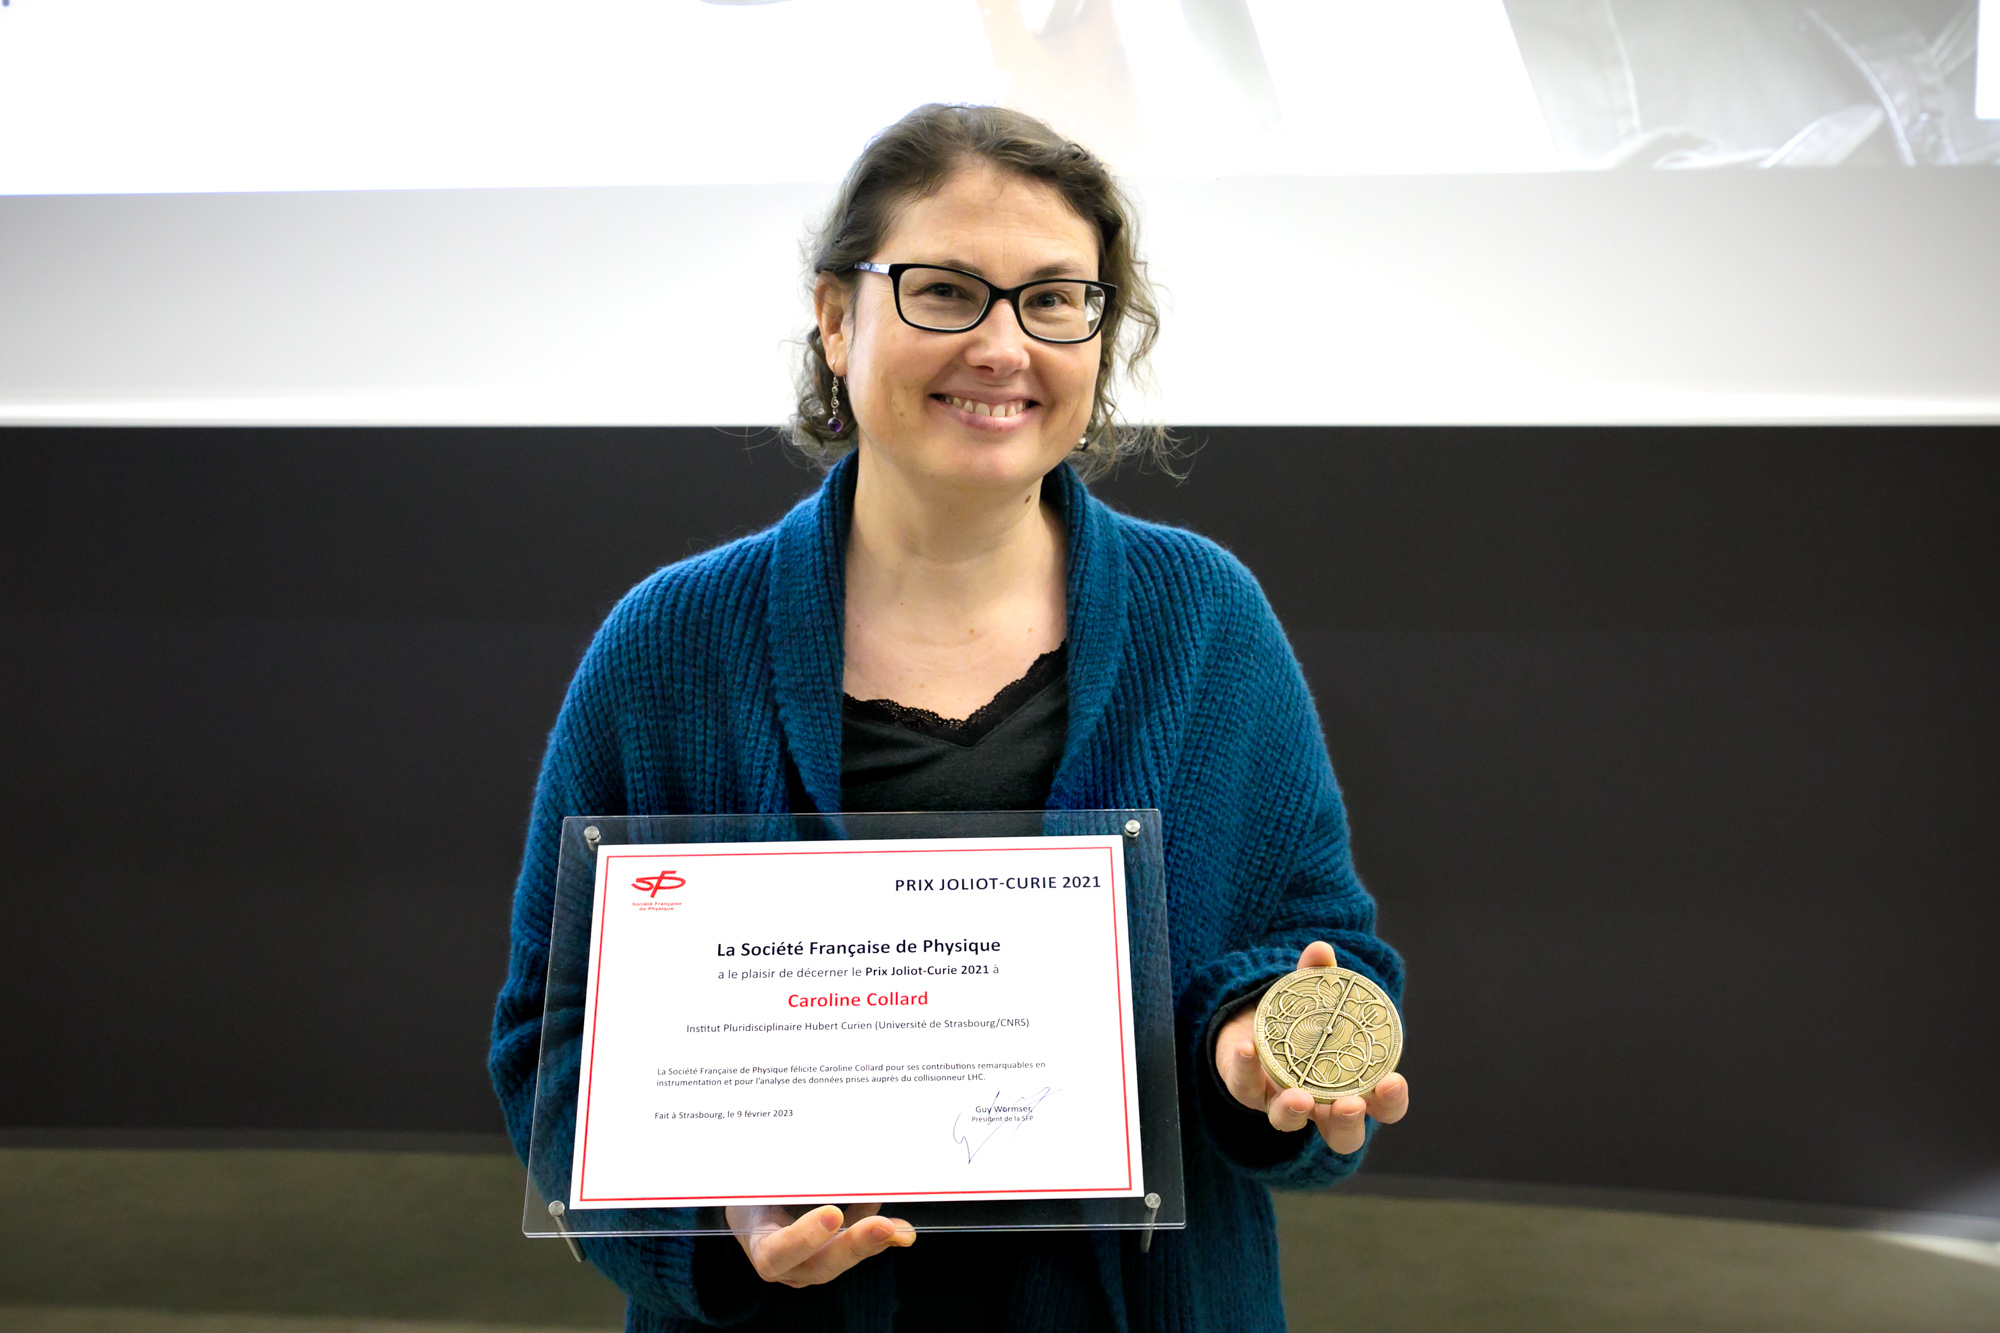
[853,262,1115,344]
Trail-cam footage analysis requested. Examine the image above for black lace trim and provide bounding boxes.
[845,643,1067,747]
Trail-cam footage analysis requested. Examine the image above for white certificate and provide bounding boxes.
[567,834,1144,1210]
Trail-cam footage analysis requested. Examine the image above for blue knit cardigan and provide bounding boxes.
[490,454,1403,1332]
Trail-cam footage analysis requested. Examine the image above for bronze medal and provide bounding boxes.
[1252,966,1402,1102]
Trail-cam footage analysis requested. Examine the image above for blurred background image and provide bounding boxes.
[4,0,1996,189]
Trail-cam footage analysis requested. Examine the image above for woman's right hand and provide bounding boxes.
[726,1202,915,1287]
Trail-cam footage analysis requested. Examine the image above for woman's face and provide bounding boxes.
[818,163,1104,499]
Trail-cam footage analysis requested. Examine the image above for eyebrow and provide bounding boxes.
[923,258,1095,283]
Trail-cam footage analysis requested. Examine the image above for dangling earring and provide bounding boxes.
[826,378,845,435]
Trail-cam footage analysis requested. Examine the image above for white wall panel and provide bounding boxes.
[2,0,1994,425]
[4,172,1996,426]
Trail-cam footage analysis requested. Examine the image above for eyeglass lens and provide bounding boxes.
[895,267,1106,342]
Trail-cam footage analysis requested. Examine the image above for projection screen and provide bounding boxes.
[1,0,1995,426]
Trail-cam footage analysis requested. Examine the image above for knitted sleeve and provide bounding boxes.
[486,584,770,1328]
[1164,549,1406,1192]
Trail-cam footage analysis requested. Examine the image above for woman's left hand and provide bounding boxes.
[1212,940,1410,1154]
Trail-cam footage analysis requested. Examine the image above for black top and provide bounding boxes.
[838,645,1091,1331]
[840,644,1069,814]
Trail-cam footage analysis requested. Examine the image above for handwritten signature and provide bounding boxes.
[951,1087,1055,1163]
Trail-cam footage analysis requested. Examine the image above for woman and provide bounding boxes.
[490,103,1408,1332]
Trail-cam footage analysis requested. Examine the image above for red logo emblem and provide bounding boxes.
[633,869,685,898]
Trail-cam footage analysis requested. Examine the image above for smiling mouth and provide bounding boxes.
[935,394,1036,419]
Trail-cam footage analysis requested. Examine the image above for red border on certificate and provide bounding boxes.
[574,841,1137,1206]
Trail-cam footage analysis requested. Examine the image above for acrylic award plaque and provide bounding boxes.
[521,809,1184,1246]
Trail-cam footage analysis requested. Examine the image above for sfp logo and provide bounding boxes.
[633,869,685,898]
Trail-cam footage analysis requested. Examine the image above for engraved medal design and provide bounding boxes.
[1252,966,1402,1102]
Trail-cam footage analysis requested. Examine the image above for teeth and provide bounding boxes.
[945,395,1028,419]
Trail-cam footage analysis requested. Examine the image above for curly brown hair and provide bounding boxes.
[791,104,1170,480]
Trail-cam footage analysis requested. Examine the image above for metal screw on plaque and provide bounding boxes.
[1140,1191,1162,1253]
[547,1199,584,1263]
[583,825,601,853]
[1123,819,1141,838]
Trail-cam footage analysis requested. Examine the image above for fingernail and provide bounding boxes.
[819,1209,841,1232]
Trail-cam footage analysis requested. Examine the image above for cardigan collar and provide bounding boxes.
[767,450,1128,813]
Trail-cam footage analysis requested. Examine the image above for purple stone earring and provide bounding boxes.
[826,379,845,435]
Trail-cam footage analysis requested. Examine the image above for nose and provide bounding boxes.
[962,295,1035,375]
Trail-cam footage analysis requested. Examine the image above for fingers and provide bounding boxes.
[1296,940,1338,971]
[1215,1012,1271,1111]
[737,1204,914,1288]
[1267,1087,1315,1134]
[726,1203,798,1259]
[737,1204,841,1281]
[1362,1072,1410,1126]
[778,1212,915,1288]
[1312,1074,1410,1154]
[1313,1095,1370,1154]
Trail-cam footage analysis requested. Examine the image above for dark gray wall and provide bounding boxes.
[4,426,1995,1220]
